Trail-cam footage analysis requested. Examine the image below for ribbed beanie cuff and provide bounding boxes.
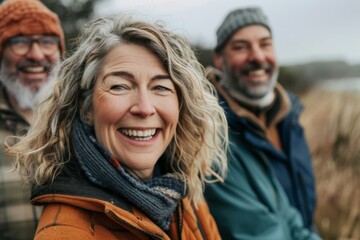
[215,7,271,52]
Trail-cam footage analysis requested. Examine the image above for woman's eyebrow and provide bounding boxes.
[103,71,171,82]
[107,71,134,79]
[151,74,171,81]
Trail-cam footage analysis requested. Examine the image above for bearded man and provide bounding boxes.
[204,7,320,239]
[0,0,64,239]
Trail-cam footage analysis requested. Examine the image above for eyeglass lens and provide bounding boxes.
[7,36,60,56]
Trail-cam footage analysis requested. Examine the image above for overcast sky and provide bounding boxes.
[97,0,360,65]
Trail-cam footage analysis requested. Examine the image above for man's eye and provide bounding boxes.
[261,42,272,48]
[40,38,57,45]
[232,45,247,51]
[10,38,29,45]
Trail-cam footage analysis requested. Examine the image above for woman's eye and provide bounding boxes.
[154,85,171,91]
[153,85,175,95]
[109,84,127,92]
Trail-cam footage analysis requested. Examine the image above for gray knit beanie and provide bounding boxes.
[215,7,271,52]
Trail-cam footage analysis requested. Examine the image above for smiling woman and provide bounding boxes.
[90,44,180,180]
[6,15,228,240]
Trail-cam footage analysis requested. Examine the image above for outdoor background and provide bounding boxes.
[6,0,360,239]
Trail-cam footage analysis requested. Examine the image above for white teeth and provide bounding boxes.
[25,66,44,73]
[248,69,266,77]
[120,129,156,140]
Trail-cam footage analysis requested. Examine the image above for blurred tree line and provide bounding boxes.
[41,0,102,55]
[41,0,360,96]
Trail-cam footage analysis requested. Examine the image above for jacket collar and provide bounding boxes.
[31,155,134,213]
[209,70,291,132]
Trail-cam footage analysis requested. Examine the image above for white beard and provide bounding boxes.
[0,69,55,111]
[221,67,279,108]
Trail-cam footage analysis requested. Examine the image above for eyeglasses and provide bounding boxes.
[6,36,60,56]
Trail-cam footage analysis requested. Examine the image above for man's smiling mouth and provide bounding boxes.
[248,69,266,77]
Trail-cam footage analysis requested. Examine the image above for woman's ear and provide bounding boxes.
[79,98,94,126]
[80,98,94,125]
[85,111,94,125]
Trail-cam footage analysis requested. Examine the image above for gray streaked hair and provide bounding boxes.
[7,15,228,203]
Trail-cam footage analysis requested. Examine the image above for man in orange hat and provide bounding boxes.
[0,0,65,239]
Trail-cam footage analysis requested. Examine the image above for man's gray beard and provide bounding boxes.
[220,67,279,108]
[0,70,55,111]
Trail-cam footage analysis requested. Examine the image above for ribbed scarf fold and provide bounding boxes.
[71,117,186,231]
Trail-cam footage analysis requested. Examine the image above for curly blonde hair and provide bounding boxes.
[7,15,228,203]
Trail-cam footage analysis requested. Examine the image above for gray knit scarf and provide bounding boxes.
[71,117,186,231]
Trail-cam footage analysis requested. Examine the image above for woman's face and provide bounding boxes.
[89,43,179,180]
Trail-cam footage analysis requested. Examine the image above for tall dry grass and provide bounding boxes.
[300,88,360,240]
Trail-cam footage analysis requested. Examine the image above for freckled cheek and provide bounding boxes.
[155,97,179,128]
[93,96,126,125]
[97,107,120,124]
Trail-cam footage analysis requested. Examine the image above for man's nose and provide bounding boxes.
[248,46,266,63]
[25,42,45,61]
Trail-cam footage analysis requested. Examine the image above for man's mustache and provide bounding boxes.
[240,62,272,74]
[17,60,52,72]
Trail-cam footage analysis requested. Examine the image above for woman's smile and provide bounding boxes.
[119,128,157,141]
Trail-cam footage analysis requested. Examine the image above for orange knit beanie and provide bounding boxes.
[0,0,65,56]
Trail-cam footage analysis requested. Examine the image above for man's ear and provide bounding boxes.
[213,52,223,70]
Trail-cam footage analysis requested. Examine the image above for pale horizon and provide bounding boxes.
[97,0,360,65]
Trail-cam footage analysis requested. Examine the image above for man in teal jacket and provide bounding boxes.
[204,6,320,239]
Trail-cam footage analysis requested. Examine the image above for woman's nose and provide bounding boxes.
[129,91,156,118]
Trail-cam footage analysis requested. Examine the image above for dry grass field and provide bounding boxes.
[300,88,360,240]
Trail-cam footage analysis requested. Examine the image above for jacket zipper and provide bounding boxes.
[190,201,207,240]
[107,210,164,240]
[299,172,311,227]
[175,201,183,240]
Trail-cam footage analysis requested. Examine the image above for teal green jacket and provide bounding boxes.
[205,132,321,240]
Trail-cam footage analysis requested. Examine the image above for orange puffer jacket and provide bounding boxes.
[33,194,220,240]
[30,158,221,240]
